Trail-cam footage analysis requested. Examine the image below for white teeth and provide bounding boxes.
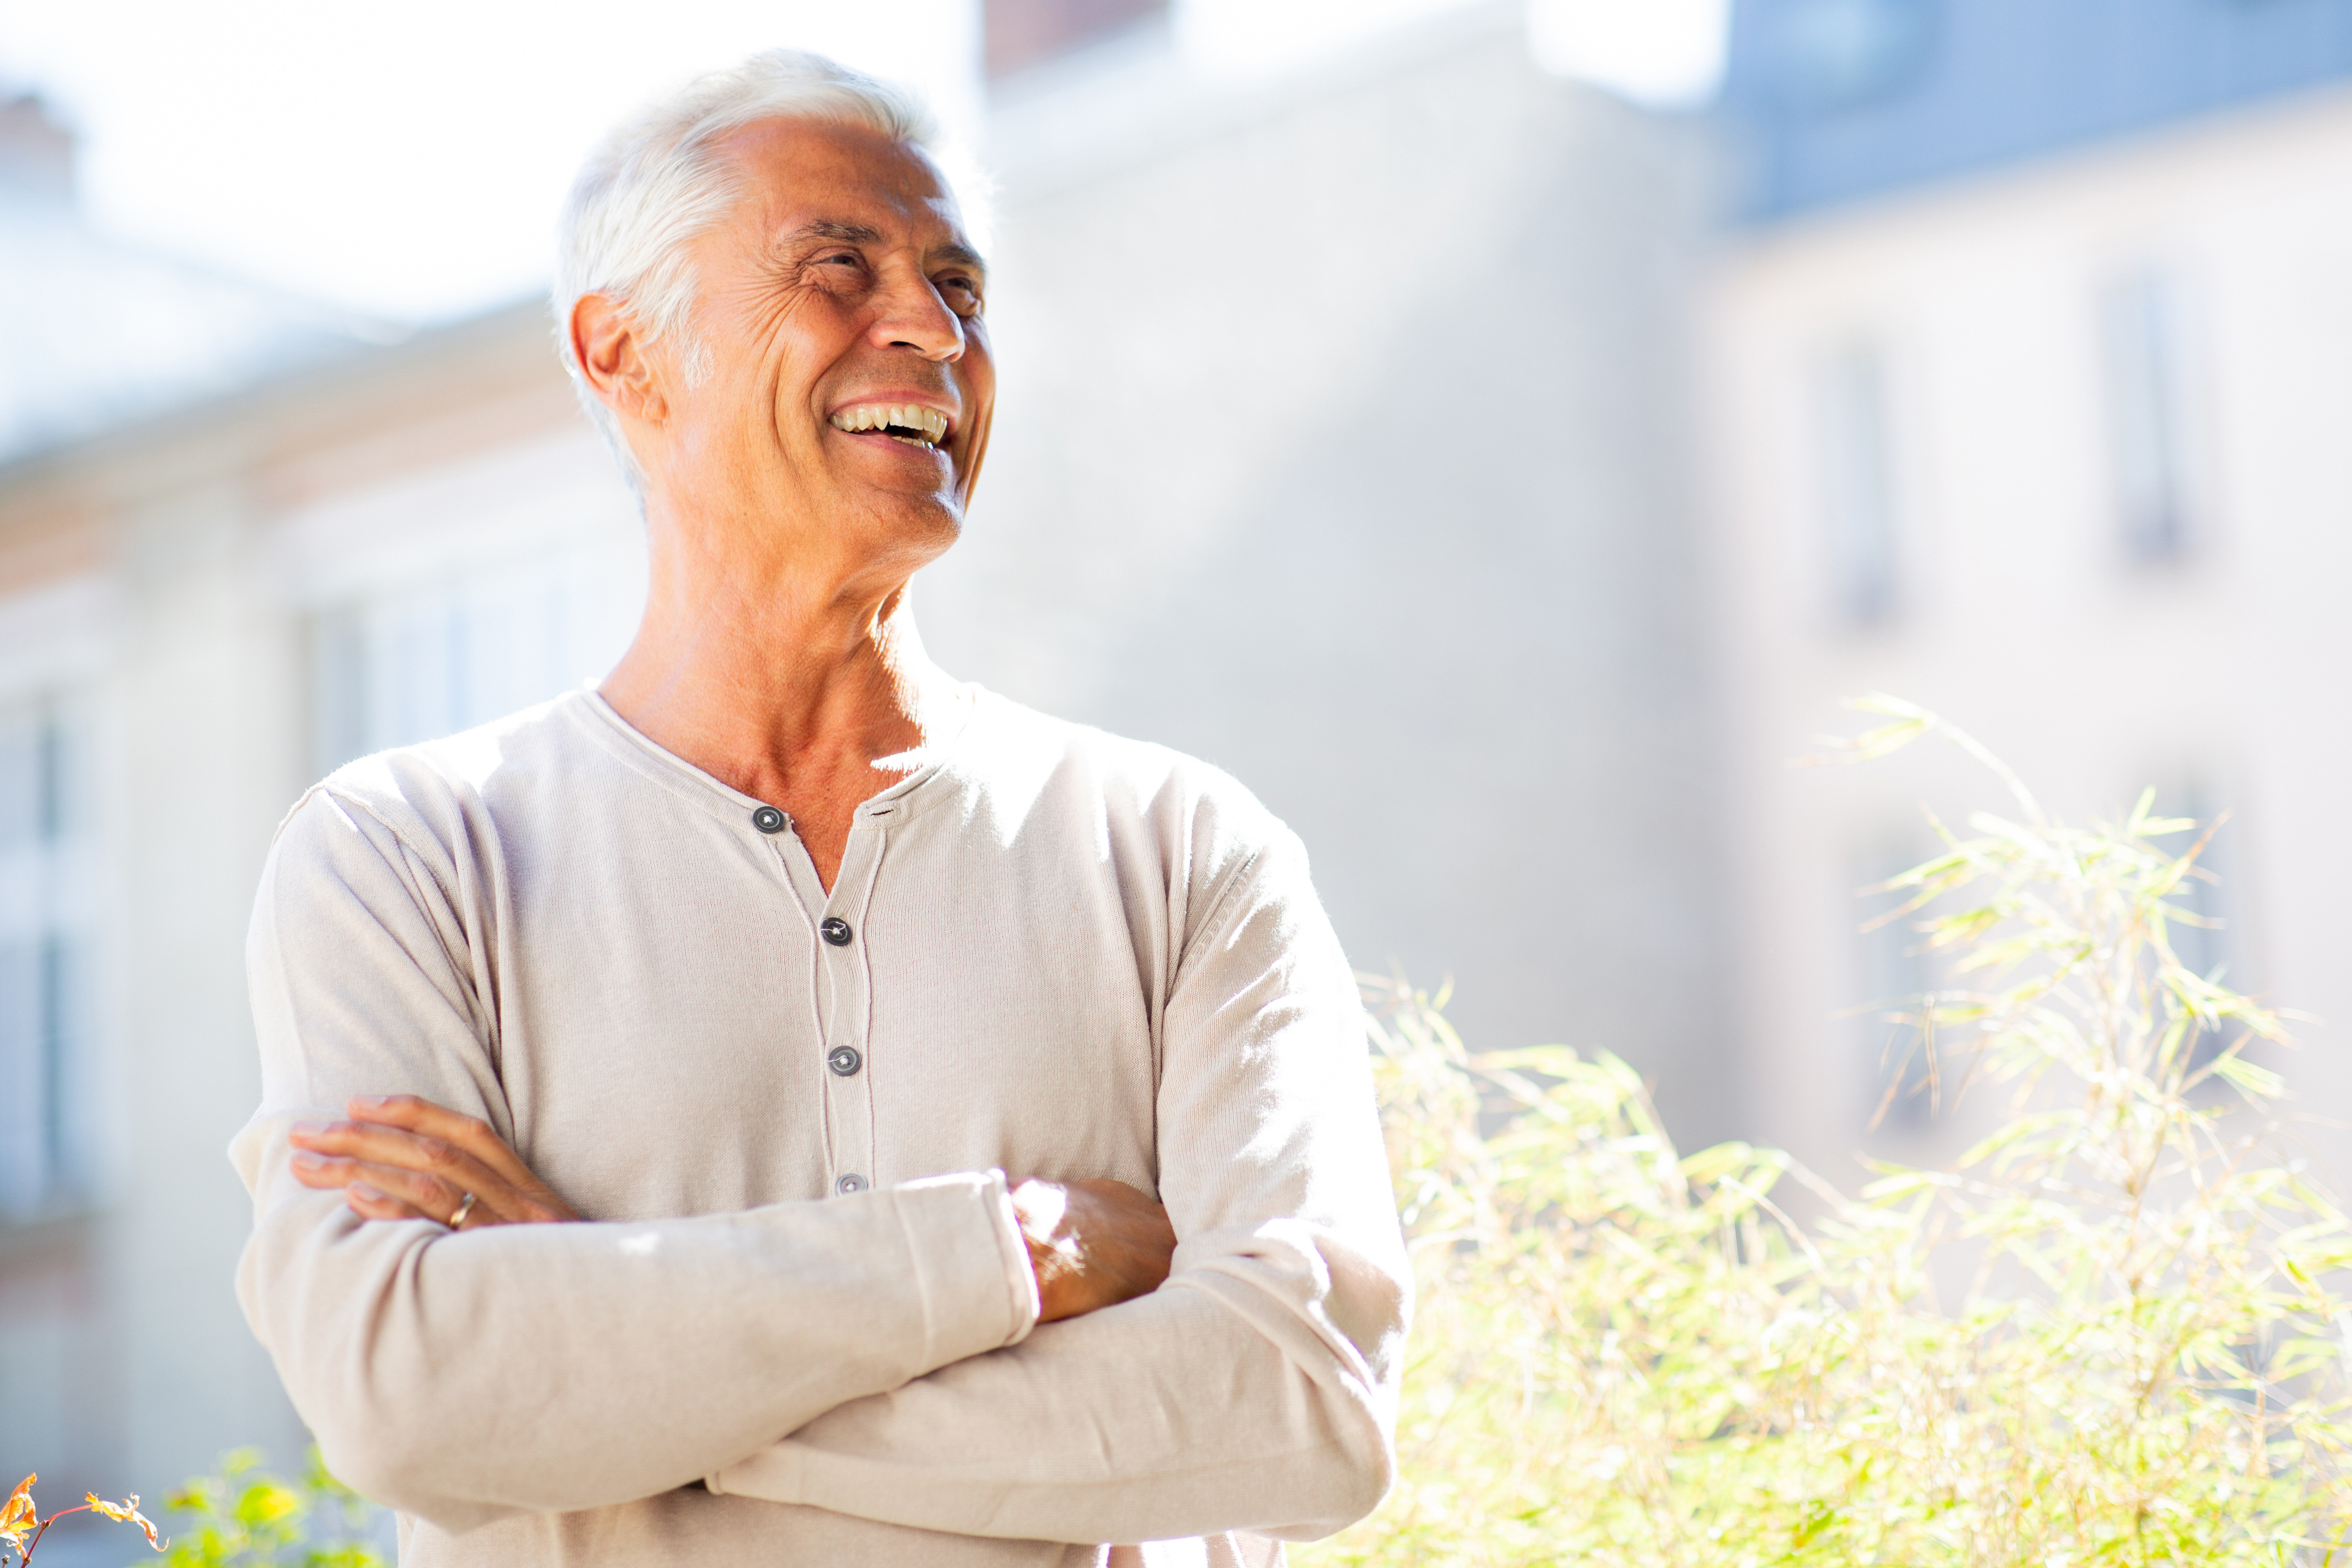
[829,403,950,445]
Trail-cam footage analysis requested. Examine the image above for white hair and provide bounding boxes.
[552,50,954,483]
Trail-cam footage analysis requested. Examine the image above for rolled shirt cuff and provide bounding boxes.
[983,1168,1045,1347]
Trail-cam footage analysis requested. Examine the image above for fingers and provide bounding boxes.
[287,1098,580,1227]
[344,1096,581,1222]
[346,1180,444,1225]
[295,1117,502,1194]
[289,1121,509,1224]
[345,1096,548,1197]
[288,1149,465,1226]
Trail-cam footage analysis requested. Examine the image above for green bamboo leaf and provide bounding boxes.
[2210,1052,2286,1100]
[1859,1169,1950,1202]
[1317,712,2352,1568]
[1677,1143,1756,1185]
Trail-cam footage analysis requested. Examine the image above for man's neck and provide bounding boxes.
[599,551,959,892]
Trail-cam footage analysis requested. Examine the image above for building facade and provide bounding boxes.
[1703,0,2352,1186]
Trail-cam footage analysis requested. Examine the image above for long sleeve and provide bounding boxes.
[231,789,1039,1534]
[706,828,1411,1544]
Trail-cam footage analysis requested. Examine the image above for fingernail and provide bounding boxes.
[355,1096,390,1109]
[291,1150,326,1169]
[350,1182,383,1201]
[291,1120,329,1138]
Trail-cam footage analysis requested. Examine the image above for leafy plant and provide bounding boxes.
[148,1450,385,1568]
[0,1475,160,1565]
[1303,697,2352,1567]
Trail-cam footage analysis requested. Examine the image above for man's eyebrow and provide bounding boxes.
[780,222,985,277]
[930,241,987,278]
[785,219,886,246]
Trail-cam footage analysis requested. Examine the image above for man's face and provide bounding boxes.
[644,118,993,580]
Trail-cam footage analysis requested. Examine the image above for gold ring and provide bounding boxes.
[448,1191,478,1229]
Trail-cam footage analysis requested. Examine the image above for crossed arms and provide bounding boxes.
[231,787,1409,1545]
[287,1097,1182,1328]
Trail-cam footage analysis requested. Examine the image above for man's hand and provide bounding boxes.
[1010,1178,1176,1323]
[287,1096,582,1229]
[284,1096,1176,1319]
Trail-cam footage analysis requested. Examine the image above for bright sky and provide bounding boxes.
[0,0,1726,325]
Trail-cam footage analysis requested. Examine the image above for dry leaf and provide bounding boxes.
[86,1493,164,1551]
[1,1474,36,1555]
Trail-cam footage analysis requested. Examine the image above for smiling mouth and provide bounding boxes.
[829,403,952,450]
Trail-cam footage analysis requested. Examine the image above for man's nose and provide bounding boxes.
[871,271,965,362]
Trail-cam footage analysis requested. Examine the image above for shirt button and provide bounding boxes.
[836,1173,867,1194]
[819,916,853,946]
[751,806,786,834]
[827,1045,862,1077]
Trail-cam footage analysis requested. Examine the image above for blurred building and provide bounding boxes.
[1703,0,2352,1186]
[0,94,369,470]
[0,0,1727,1534]
[0,93,643,1541]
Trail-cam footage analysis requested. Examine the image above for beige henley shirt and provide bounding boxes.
[230,687,1409,1567]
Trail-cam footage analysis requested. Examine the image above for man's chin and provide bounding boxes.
[846,491,966,560]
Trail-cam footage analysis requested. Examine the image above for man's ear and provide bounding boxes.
[570,292,666,425]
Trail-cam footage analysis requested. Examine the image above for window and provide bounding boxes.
[0,693,95,1217]
[1817,340,1900,624]
[2150,780,2239,1070]
[2098,267,2194,562]
[310,541,641,779]
[2164,802,2228,982]
[1851,838,1937,1129]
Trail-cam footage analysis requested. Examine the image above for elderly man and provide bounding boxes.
[231,49,1407,1568]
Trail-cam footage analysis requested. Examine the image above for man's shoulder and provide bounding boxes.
[279,691,601,861]
[957,690,1297,870]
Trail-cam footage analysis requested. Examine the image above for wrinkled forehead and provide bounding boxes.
[714,116,974,248]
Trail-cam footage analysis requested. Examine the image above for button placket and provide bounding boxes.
[818,816,885,1198]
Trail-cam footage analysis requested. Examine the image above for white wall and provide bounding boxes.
[1702,84,2352,1190]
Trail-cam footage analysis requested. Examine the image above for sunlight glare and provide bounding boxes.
[1525,0,1731,108]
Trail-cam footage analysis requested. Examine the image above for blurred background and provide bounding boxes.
[2,0,2348,1552]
